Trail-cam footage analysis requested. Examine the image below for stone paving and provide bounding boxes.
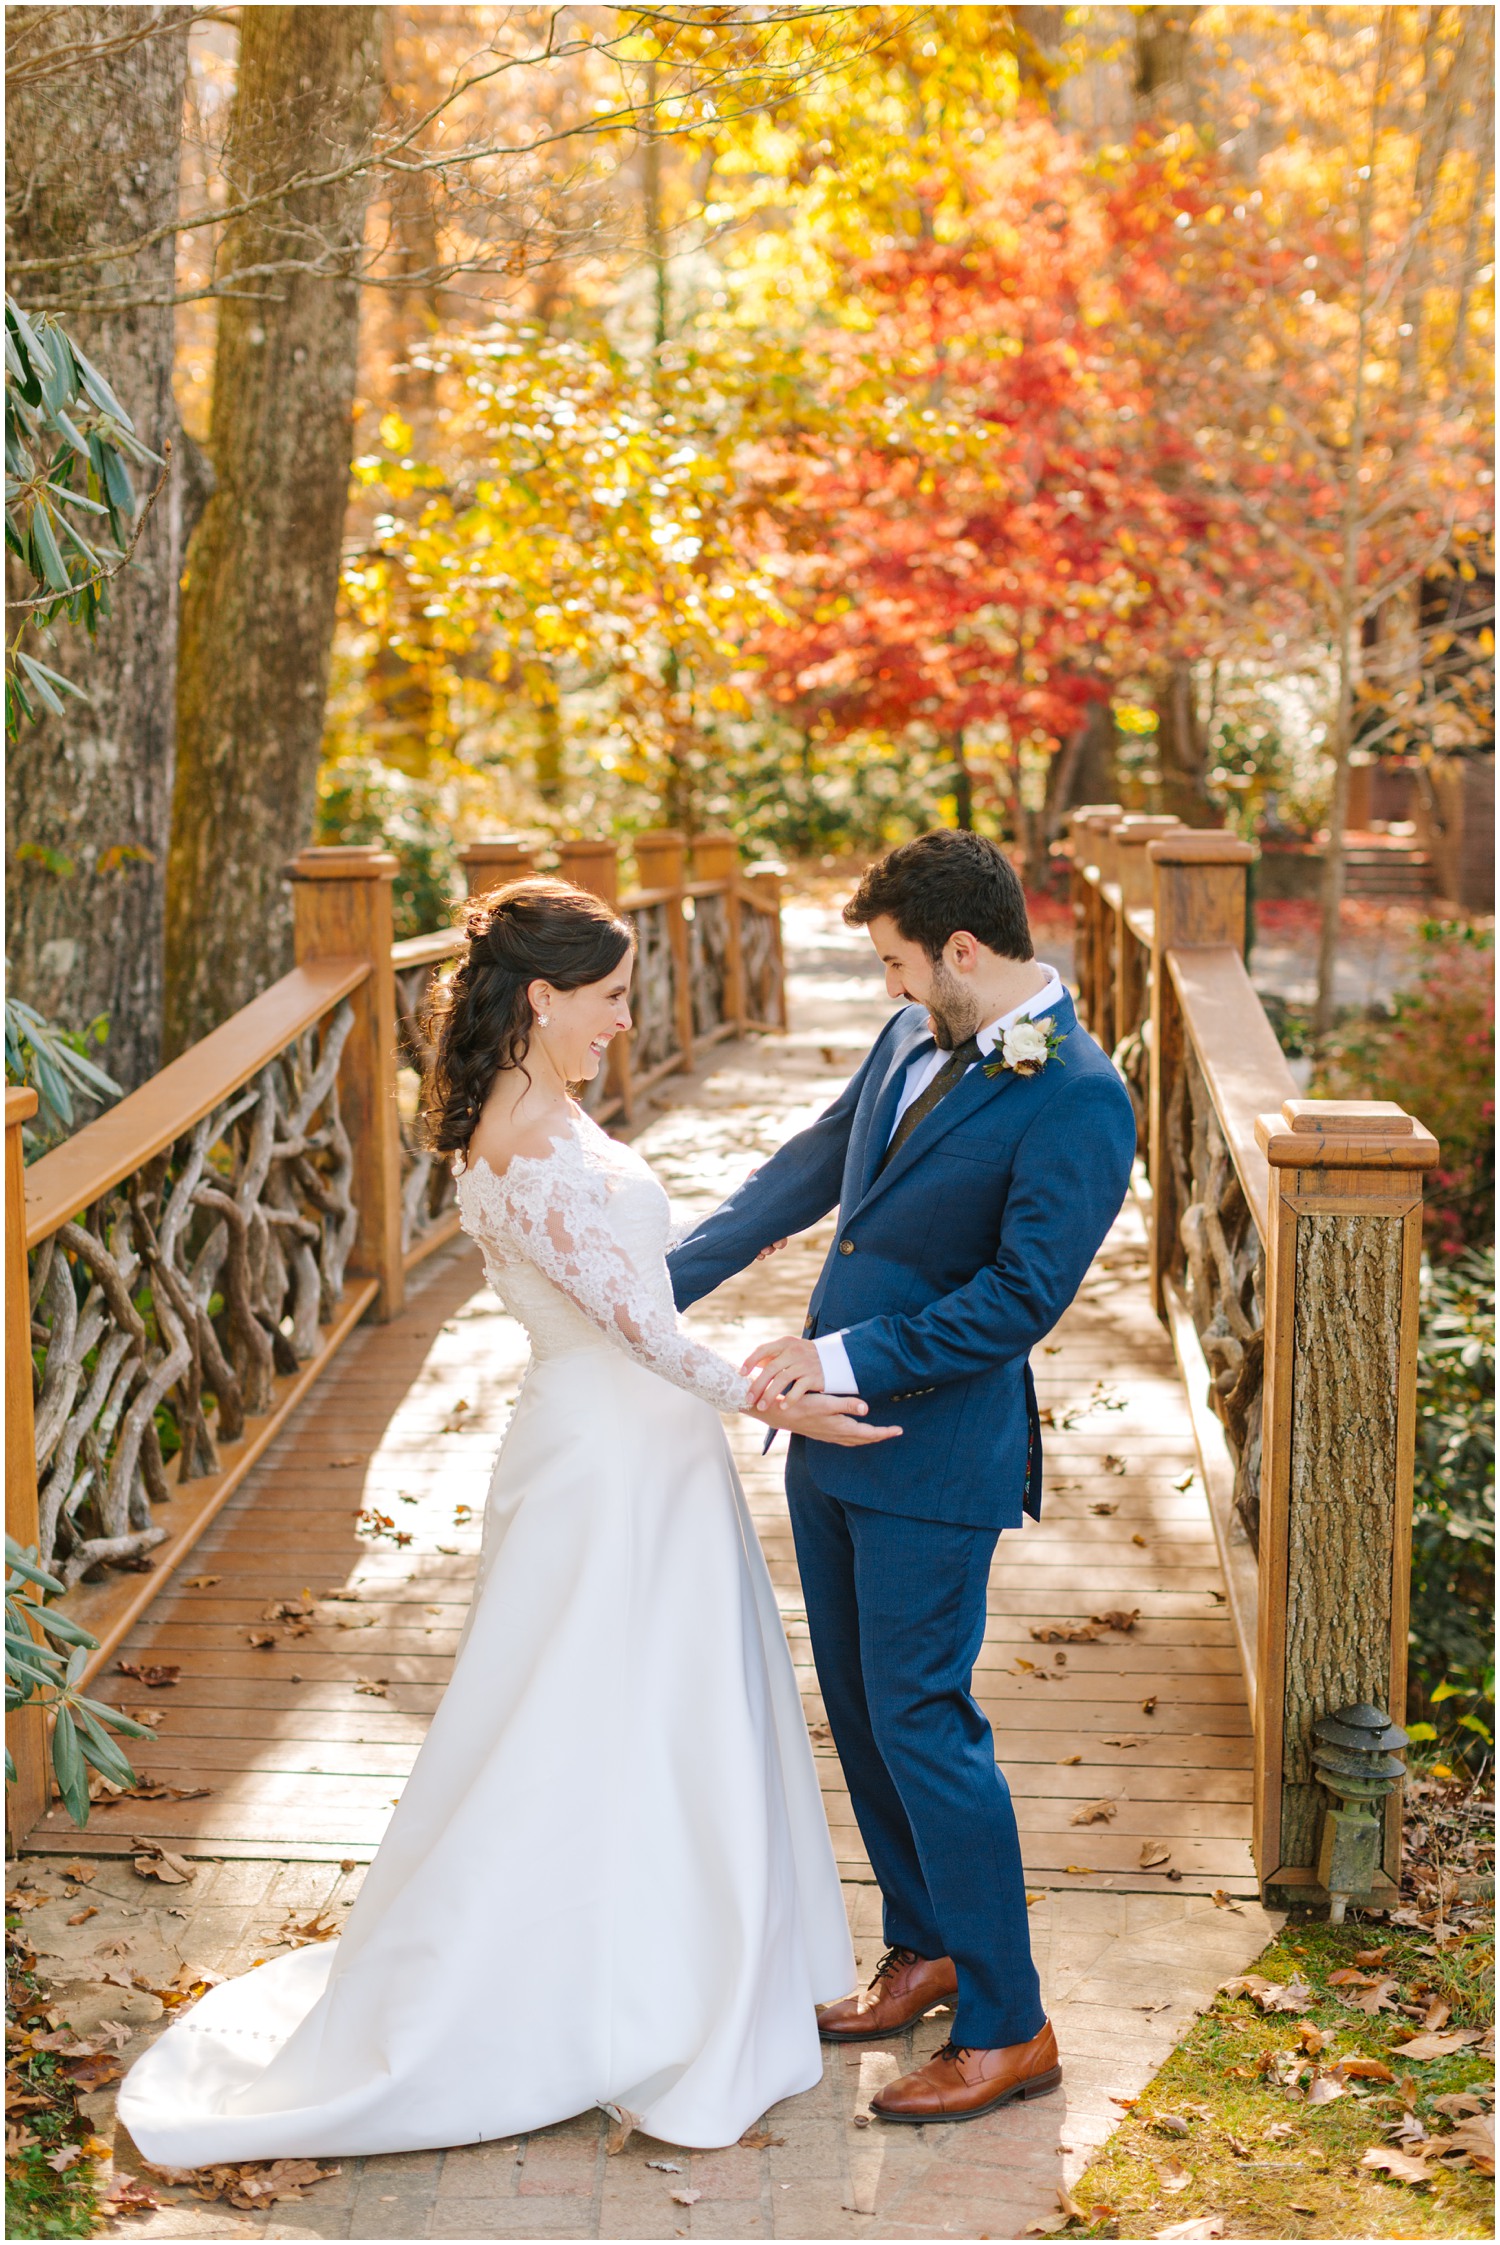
[16,898,1282,2243]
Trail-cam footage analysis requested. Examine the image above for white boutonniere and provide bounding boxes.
[983,1015,1066,1080]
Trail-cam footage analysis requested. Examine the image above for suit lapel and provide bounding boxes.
[856,1012,933,1199]
[851,988,1078,1217]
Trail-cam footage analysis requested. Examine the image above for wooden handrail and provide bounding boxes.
[23,956,370,1250]
[1167,945,1299,1242]
[391,928,466,970]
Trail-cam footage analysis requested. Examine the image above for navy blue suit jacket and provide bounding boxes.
[667,989,1136,1531]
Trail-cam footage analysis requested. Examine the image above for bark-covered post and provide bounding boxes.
[1067,803,1121,1035]
[1078,808,1125,1041]
[691,831,747,1033]
[1253,1099,1437,1904]
[460,836,535,898]
[744,859,788,1029]
[6,1088,48,1845]
[1146,831,1257,1315]
[289,846,404,1322]
[1111,815,1181,1050]
[5,7,200,1089]
[634,830,693,1068]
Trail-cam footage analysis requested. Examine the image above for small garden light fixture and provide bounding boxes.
[1312,1702,1409,1923]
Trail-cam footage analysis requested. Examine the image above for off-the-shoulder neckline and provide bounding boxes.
[458,1106,609,1189]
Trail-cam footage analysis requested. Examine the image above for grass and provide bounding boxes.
[5,1904,105,2241]
[1066,1908,1494,2241]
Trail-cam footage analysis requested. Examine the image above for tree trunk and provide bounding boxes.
[4,6,197,1090]
[164,6,382,1054]
[1154,662,1217,825]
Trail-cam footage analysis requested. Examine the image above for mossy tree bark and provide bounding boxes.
[164,6,382,1054]
[4,6,198,1090]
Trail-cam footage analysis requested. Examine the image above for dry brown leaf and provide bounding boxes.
[1441,2115,1495,2164]
[181,1575,221,1589]
[1360,2145,1433,2186]
[1298,2023,1331,2055]
[123,1705,164,1728]
[1152,2114,1191,2137]
[339,1857,357,1873]
[1063,1864,1097,1876]
[115,1661,180,1688]
[1103,1734,1144,1748]
[131,1846,196,1885]
[60,1860,97,1883]
[1070,1798,1118,1825]
[1141,1695,1158,1714]
[1156,2158,1191,2194]
[1353,1947,1390,1967]
[603,2107,637,2156]
[1092,1608,1140,1632]
[1055,2181,1089,2225]
[1057,1753,1083,1765]
[1337,2057,1395,2082]
[1089,1501,1117,1515]
[96,2175,159,2217]
[1305,2070,1345,2105]
[354,1677,389,1697]
[1430,2091,1487,2118]
[670,2187,702,2206]
[278,1912,339,1947]
[1132,1533,1147,1546]
[1391,2028,1484,2061]
[1154,2219,1224,2240]
[65,1907,98,1926]
[738,2126,785,2149]
[1139,1841,1172,1868]
[1210,1889,1243,1911]
[1419,1999,1452,2031]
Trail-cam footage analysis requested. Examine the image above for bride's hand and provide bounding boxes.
[750,1391,902,1446]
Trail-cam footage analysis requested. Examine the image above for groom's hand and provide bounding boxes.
[742,1335,824,1407]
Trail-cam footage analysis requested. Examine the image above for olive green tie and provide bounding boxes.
[878,1034,984,1174]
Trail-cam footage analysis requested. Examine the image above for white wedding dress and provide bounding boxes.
[117,1112,853,2162]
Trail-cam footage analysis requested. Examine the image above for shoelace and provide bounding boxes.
[933,2039,972,2066]
[869,1945,918,1984]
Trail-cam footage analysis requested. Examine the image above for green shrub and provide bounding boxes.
[316,754,459,940]
[1406,1246,1495,1760]
[1314,919,1495,1256]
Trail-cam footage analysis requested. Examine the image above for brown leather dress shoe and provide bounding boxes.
[816,1946,959,2043]
[870,2021,1061,2123]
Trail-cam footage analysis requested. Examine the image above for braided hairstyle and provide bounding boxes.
[422,877,633,1155]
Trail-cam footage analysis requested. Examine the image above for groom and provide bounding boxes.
[667,830,1135,2123]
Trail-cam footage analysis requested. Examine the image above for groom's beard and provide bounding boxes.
[919,960,984,1051]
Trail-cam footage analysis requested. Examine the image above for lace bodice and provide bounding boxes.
[454,1113,751,1414]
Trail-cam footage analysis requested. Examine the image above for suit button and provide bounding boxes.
[838,1238,854,1255]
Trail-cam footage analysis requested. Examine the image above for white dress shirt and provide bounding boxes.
[813,969,1065,1397]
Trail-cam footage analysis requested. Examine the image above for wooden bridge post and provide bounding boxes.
[6,1087,49,1845]
[633,830,694,1069]
[1253,1099,1437,1905]
[743,859,788,1029]
[1111,815,1181,1051]
[559,838,631,1120]
[1146,831,1257,1317]
[691,831,747,1033]
[557,836,621,906]
[1073,808,1123,1039]
[459,835,535,896]
[289,846,405,1323]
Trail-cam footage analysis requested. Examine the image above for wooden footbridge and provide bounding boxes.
[8,823,1435,1919]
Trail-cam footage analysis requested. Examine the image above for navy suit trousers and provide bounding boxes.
[786,1445,1045,2049]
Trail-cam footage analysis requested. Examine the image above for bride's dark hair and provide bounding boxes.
[422,877,633,1154]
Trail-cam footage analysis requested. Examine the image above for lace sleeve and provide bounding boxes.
[481,1144,751,1414]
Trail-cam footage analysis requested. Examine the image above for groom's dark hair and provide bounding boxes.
[843,830,1034,962]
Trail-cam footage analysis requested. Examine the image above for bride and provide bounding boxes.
[117,877,897,2164]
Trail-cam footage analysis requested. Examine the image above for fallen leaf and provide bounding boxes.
[1057,1753,1083,1765]
[1360,2145,1433,2186]
[1218,1973,1314,2015]
[1306,2070,1345,2105]
[1337,2057,1395,2082]
[115,1661,180,1688]
[1063,1865,1097,1876]
[1264,2121,1297,2142]
[1173,1473,1195,1490]
[1441,2115,1496,2165]
[277,1911,339,1947]
[339,1857,358,1873]
[123,1705,164,1727]
[1391,2028,1484,2061]
[354,1678,389,1697]
[65,1904,100,1925]
[182,1574,221,1589]
[1156,2158,1191,2193]
[1141,1696,1158,1714]
[1136,1999,1172,2013]
[46,2143,85,2172]
[1419,1999,1452,2031]
[1430,2092,1487,2118]
[132,1847,196,1885]
[1354,1947,1390,1967]
[1093,1608,1140,1632]
[1102,1454,1127,1474]
[1139,1841,1171,1869]
[1070,1798,1118,1825]
[1153,2114,1191,2136]
[1154,2219,1224,2240]
[738,2125,785,2148]
[97,2176,159,2216]
[671,2187,702,2206]
[1132,1533,1147,1546]
[1210,1890,1243,1912]
[1055,2181,1089,2224]
[60,1860,97,1883]
[1090,1501,1117,1515]
[1104,1734,1144,1749]
[1299,2023,1332,2055]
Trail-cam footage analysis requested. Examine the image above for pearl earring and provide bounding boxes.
[537,1013,550,1028]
